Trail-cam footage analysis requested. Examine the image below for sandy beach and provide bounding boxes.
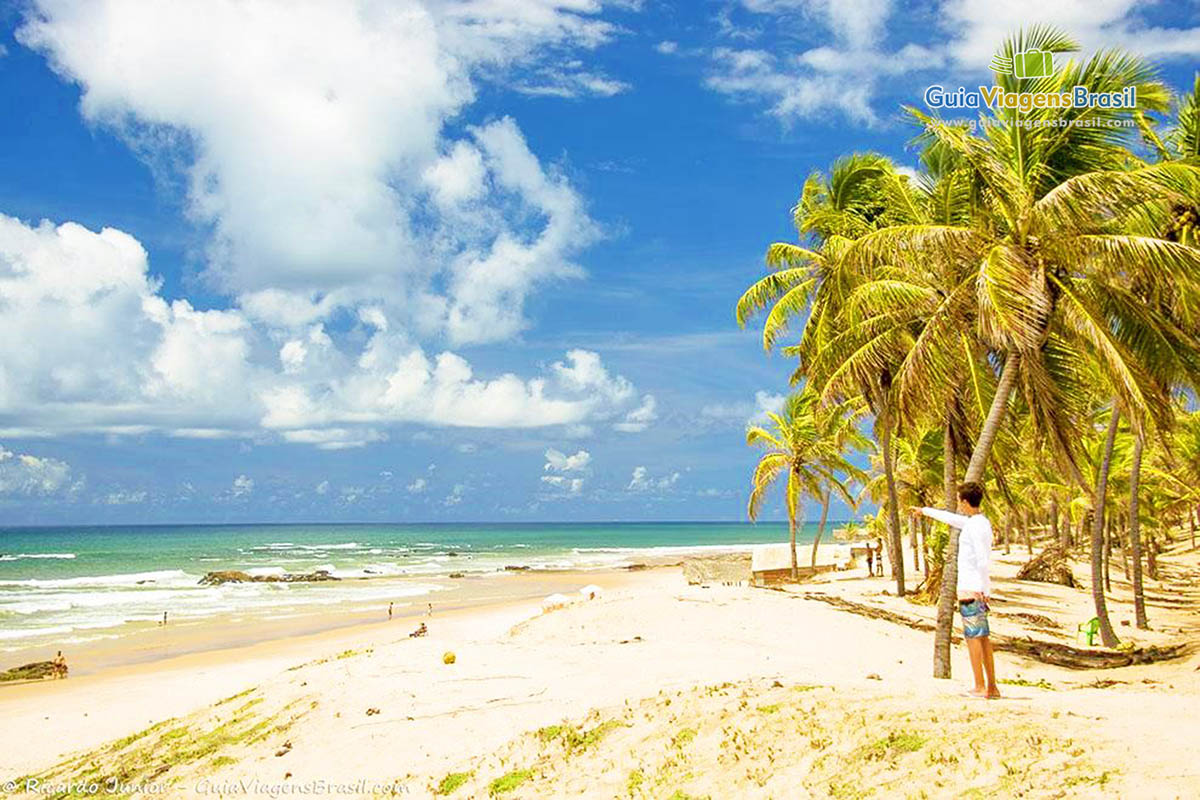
[2,538,1197,799]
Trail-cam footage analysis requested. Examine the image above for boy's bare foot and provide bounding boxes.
[986,689,1002,699]
[966,688,989,698]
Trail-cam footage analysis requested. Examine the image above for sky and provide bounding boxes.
[0,0,1198,525]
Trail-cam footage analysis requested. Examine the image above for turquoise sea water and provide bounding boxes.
[0,522,816,651]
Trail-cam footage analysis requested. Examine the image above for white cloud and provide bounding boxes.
[701,390,785,426]
[655,40,679,54]
[541,474,585,495]
[407,477,428,493]
[315,480,330,495]
[443,483,466,506]
[514,69,631,98]
[627,465,680,492]
[614,394,657,433]
[17,1,628,349]
[543,448,591,472]
[0,215,644,445]
[0,445,75,495]
[230,474,254,499]
[98,489,147,505]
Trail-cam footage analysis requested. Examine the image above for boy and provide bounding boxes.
[911,482,999,699]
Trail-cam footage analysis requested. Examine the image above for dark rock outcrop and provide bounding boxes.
[0,660,58,682]
[198,569,340,586]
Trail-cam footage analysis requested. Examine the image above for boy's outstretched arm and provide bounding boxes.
[910,506,970,529]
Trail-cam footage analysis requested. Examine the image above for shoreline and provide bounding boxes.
[0,565,672,679]
[2,541,1197,796]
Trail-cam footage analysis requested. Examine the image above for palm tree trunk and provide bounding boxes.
[1190,507,1196,550]
[921,519,930,579]
[1090,404,1122,648]
[1051,498,1061,551]
[1003,515,1012,555]
[963,352,1021,483]
[1118,517,1129,580]
[932,419,958,679]
[879,411,905,597]
[909,514,920,573]
[788,493,798,582]
[810,490,830,570]
[1022,509,1032,555]
[1103,517,1113,593]
[1147,531,1158,579]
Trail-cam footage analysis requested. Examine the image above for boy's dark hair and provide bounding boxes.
[958,482,984,507]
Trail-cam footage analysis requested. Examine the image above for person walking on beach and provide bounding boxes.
[52,650,68,679]
[388,602,393,620]
[874,537,884,576]
[911,482,1000,699]
[865,543,875,577]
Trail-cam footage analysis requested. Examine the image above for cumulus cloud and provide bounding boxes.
[0,445,76,495]
[541,475,585,495]
[17,0,628,348]
[701,390,785,427]
[627,465,680,492]
[315,480,330,495]
[0,216,645,445]
[230,474,254,499]
[406,477,428,493]
[614,394,657,433]
[543,448,591,472]
[443,483,466,506]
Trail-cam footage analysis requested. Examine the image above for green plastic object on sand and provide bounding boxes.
[1077,617,1100,646]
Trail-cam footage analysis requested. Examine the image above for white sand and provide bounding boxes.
[2,545,1198,798]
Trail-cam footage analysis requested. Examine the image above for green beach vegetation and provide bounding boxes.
[737,26,1200,676]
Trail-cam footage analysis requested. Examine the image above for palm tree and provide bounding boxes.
[841,28,1200,653]
[746,389,864,580]
[737,152,916,596]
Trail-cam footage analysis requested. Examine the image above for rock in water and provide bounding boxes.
[1016,546,1079,589]
[198,569,340,585]
[0,661,58,682]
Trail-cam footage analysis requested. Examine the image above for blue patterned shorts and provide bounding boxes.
[959,599,990,639]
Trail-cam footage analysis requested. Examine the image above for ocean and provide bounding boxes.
[0,522,814,653]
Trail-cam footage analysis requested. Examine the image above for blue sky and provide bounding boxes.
[0,1,1197,525]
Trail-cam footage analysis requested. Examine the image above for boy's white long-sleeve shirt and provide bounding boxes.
[920,507,993,596]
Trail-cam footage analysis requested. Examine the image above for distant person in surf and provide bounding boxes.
[911,481,1000,699]
[388,602,394,620]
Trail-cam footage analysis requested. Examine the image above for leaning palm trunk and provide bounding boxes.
[1129,432,1149,629]
[788,495,799,582]
[1090,405,1122,647]
[879,412,905,597]
[810,491,830,570]
[963,353,1021,483]
[933,420,958,679]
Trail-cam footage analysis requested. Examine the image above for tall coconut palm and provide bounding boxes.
[746,389,865,581]
[847,28,1199,488]
[737,152,916,596]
